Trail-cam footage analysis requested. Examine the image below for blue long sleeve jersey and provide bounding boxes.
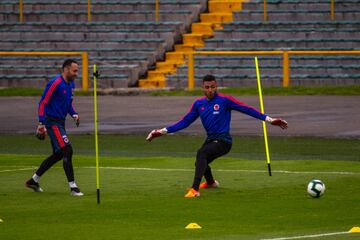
[166,93,267,143]
[38,75,77,123]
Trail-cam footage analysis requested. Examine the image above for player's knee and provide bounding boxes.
[61,145,73,158]
[197,148,209,160]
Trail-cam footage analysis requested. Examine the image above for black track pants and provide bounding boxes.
[36,145,74,182]
[192,140,232,190]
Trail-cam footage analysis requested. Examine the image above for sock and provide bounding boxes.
[69,181,78,188]
[32,174,40,183]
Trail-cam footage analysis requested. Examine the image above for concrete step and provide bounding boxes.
[234,10,360,21]
[175,65,359,75]
[0,0,206,11]
[0,10,198,24]
[204,38,360,49]
[0,29,177,42]
[167,73,360,88]
[1,21,186,32]
[208,1,243,13]
[193,55,360,65]
[0,73,130,88]
[214,28,360,39]
[223,20,360,30]
[0,39,167,50]
[243,0,360,11]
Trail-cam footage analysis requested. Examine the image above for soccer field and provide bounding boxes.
[0,135,359,240]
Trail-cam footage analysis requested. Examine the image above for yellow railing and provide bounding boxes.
[263,0,336,22]
[0,52,89,91]
[17,0,160,22]
[186,50,360,90]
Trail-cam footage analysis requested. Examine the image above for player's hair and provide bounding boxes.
[62,59,78,70]
[202,74,216,82]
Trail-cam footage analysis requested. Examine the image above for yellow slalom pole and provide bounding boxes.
[93,64,101,203]
[254,57,272,176]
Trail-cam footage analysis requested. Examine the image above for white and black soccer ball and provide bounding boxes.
[307,179,326,198]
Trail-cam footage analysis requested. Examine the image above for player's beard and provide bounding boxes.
[66,73,76,82]
[205,91,216,100]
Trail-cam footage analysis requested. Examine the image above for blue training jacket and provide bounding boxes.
[166,93,267,143]
[38,75,77,123]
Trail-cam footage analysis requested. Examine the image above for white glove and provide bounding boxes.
[146,128,167,141]
[72,114,80,127]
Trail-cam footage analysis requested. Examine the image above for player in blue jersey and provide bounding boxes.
[146,75,288,198]
[25,59,83,196]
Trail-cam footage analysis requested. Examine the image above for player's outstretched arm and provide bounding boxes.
[146,128,168,141]
[265,116,288,129]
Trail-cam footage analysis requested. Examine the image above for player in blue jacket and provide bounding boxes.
[146,75,288,198]
[25,59,83,196]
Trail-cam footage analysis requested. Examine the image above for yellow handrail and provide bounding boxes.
[186,50,360,89]
[0,51,89,91]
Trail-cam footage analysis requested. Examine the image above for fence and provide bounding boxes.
[186,50,360,90]
[0,51,89,91]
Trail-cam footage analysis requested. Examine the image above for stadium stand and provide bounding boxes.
[159,0,360,88]
[0,0,359,89]
[162,0,360,88]
[0,0,206,88]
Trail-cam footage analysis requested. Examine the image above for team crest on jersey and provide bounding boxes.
[62,135,69,143]
[213,104,220,111]
[201,106,205,111]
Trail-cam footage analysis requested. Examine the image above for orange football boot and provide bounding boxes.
[199,180,219,189]
[184,188,200,198]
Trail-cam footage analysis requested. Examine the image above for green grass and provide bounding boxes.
[1,85,360,96]
[0,87,93,97]
[0,135,359,240]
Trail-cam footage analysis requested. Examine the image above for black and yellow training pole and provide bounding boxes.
[254,57,272,176]
[93,65,101,203]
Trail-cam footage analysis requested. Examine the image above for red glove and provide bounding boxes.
[270,118,288,129]
[36,124,47,140]
[146,128,167,142]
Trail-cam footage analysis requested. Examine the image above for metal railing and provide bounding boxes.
[17,0,160,23]
[0,52,89,91]
[186,50,360,90]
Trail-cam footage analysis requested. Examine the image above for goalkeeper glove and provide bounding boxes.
[36,123,47,140]
[265,116,288,129]
[146,128,167,141]
[72,114,80,127]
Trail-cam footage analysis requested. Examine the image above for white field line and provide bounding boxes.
[0,166,359,176]
[84,166,360,175]
[261,231,349,240]
[0,167,36,173]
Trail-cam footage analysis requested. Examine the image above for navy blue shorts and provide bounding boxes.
[45,118,71,153]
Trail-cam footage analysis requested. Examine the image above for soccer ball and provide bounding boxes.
[307,179,326,198]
